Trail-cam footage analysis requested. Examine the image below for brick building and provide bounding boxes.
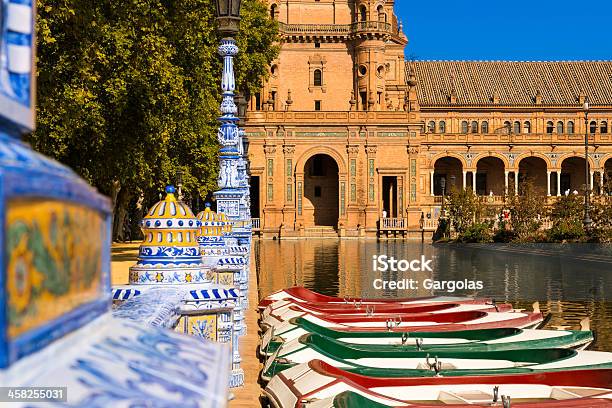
[244,0,612,238]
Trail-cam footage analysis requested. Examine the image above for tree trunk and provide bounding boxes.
[110,180,121,236]
[113,187,133,242]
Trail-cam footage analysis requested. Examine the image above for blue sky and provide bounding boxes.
[395,0,612,61]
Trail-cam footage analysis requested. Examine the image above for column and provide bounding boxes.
[472,171,476,192]
[462,171,467,190]
[590,171,595,194]
[430,171,434,196]
[556,172,561,196]
[600,172,605,195]
[546,171,551,196]
[514,172,519,194]
[504,170,509,195]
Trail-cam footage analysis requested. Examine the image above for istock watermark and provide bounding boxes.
[372,255,433,272]
[371,254,484,292]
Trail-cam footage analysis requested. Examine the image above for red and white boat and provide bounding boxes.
[264,360,612,408]
[260,301,514,329]
[262,309,545,336]
[259,287,499,312]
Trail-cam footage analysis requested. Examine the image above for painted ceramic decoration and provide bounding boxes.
[129,186,207,284]
[0,317,230,407]
[197,204,230,270]
[7,200,105,339]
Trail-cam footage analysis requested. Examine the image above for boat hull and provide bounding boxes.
[264,360,612,408]
[260,335,612,381]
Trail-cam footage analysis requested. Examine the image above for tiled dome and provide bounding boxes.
[196,203,232,237]
[129,186,209,285]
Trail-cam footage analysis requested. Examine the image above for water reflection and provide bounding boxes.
[255,240,611,351]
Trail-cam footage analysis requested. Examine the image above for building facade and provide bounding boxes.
[245,0,612,238]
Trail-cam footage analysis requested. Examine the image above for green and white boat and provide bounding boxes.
[260,333,612,382]
[260,316,590,357]
[264,361,612,408]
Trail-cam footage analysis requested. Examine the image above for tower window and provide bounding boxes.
[556,121,564,134]
[439,121,446,133]
[601,121,608,134]
[546,121,554,134]
[461,121,468,134]
[524,121,531,133]
[359,5,367,21]
[504,121,511,133]
[314,100,322,111]
[255,92,261,110]
[360,92,367,111]
[470,121,478,133]
[313,69,322,86]
[428,121,435,133]
[513,121,521,134]
[567,121,574,134]
[315,42,321,48]
[481,121,489,133]
[270,4,277,20]
[590,121,597,134]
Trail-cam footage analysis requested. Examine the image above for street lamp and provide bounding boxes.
[214,0,242,37]
[583,97,592,233]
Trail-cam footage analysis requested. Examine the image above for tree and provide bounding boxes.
[446,188,485,235]
[546,193,585,242]
[505,180,546,242]
[30,0,278,240]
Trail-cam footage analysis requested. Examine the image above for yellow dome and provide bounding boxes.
[139,186,201,247]
[196,205,232,237]
[145,186,195,220]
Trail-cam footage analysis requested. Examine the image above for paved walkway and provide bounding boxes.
[111,243,261,407]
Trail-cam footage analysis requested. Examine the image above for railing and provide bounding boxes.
[251,218,260,231]
[278,21,393,37]
[422,218,439,230]
[380,217,406,230]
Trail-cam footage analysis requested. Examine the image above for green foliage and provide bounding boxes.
[506,180,545,242]
[546,194,585,242]
[29,0,278,239]
[446,188,485,235]
[492,219,517,243]
[590,196,612,243]
[457,222,493,243]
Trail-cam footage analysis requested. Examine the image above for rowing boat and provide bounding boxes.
[259,287,497,312]
[260,333,612,381]
[263,360,612,408]
[260,302,514,329]
[259,318,593,358]
[310,390,612,408]
[261,309,545,339]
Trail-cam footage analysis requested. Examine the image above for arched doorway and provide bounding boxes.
[303,154,339,227]
[560,157,587,194]
[476,157,505,195]
[433,157,463,195]
[518,157,547,194]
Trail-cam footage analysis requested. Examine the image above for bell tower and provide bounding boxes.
[352,0,407,111]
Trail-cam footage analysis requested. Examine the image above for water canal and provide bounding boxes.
[255,240,611,351]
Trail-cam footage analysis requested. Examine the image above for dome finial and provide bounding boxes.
[166,185,176,194]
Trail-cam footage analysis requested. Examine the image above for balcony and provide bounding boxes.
[252,218,261,232]
[278,21,393,40]
[380,217,406,231]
